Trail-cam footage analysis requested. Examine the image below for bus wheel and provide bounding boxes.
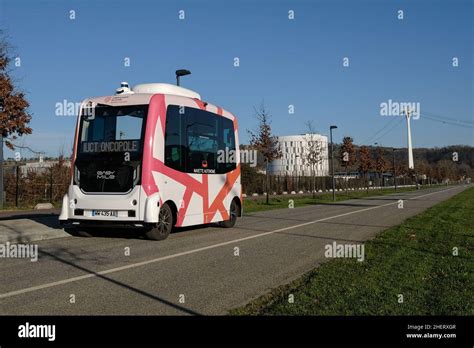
[146,203,173,241]
[220,200,238,228]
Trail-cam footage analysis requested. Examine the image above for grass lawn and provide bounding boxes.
[232,186,474,315]
[243,185,442,214]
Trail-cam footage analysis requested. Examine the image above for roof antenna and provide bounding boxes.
[176,69,191,86]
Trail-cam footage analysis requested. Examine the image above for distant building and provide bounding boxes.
[19,156,71,176]
[268,134,329,176]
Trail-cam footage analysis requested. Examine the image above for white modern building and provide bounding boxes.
[268,134,329,176]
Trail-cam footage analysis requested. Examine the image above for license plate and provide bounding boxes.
[92,210,118,217]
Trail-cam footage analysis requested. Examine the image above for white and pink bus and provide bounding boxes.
[59,82,242,240]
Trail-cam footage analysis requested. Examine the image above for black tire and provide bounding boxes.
[146,203,174,240]
[220,200,238,228]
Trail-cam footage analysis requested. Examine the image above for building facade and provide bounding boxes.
[268,134,329,177]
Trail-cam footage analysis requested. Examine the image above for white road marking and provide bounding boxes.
[0,186,463,300]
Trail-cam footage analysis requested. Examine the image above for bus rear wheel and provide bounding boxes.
[220,200,238,228]
[146,203,174,240]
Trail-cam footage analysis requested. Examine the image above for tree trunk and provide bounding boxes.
[366,173,369,193]
[345,166,348,195]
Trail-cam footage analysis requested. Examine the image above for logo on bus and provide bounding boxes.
[193,168,216,174]
[97,171,116,180]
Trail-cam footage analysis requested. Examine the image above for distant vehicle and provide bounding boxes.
[59,81,242,240]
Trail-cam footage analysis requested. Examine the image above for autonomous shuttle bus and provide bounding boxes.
[59,82,242,240]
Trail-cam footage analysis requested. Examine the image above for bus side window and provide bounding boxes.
[164,106,185,171]
[164,105,236,174]
[220,117,236,173]
[186,117,218,171]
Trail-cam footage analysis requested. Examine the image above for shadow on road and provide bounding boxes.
[64,222,223,240]
[39,248,203,315]
[0,215,65,243]
[0,214,62,228]
[64,226,146,240]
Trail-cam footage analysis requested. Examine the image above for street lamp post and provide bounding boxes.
[330,125,338,201]
[374,142,379,187]
[295,154,299,192]
[392,148,397,191]
[176,69,191,86]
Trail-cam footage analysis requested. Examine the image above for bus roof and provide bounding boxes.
[133,83,200,99]
[82,83,236,121]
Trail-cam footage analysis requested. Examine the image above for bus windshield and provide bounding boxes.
[75,104,148,193]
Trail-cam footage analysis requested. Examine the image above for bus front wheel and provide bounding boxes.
[146,203,174,240]
[220,200,238,228]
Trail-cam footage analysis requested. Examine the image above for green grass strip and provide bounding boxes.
[232,186,474,315]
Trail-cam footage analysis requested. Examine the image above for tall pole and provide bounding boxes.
[295,154,299,192]
[49,167,53,202]
[15,164,19,207]
[393,148,397,191]
[404,109,419,189]
[405,110,414,170]
[330,125,337,201]
[374,142,379,186]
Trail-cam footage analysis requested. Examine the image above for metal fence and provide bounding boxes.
[2,162,70,208]
[241,174,417,195]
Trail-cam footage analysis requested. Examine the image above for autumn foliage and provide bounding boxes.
[0,35,32,149]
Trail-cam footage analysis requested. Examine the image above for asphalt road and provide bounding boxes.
[0,185,469,315]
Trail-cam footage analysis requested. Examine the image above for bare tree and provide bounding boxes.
[416,159,431,185]
[375,147,387,187]
[248,102,281,204]
[435,159,457,183]
[301,121,324,198]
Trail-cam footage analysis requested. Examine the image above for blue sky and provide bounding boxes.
[0,0,472,158]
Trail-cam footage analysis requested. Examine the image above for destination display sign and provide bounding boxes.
[81,140,140,153]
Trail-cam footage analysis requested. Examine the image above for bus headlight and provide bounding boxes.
[74,166,80,185]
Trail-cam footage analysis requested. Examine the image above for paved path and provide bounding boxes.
[0,185,469,315]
